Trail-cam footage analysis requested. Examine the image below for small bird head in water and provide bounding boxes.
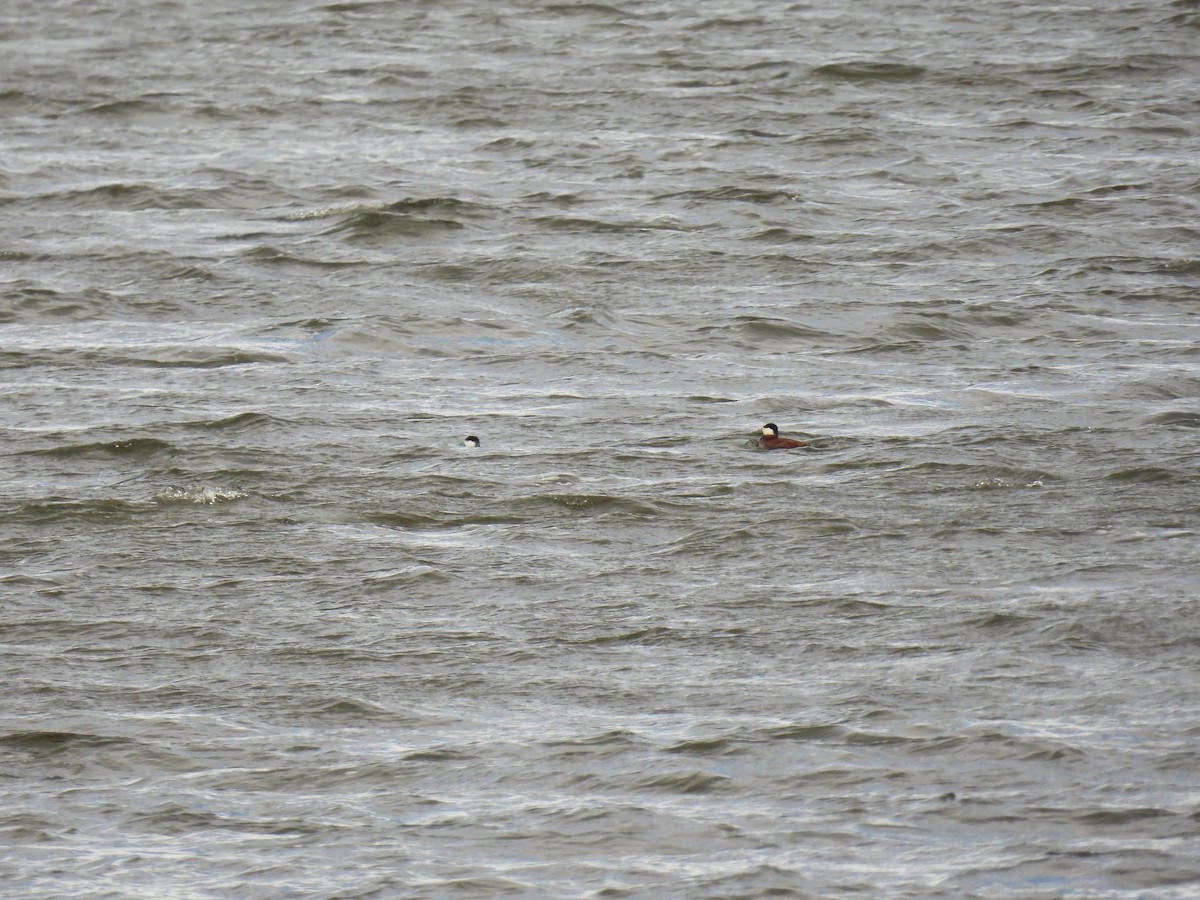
[464,435,480,448]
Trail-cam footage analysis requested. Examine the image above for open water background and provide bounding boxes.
[3,0,1200,896]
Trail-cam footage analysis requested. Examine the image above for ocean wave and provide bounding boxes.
[1103,466,1190,483]
[234,245,366,268]
[35,181,230,211]
[181,412,281,432]
[13,498,153,523]
[530,493,662,516]
[323,209,465,240]
[153,486,248,505]
[812,61,927,82]
[1145,411,1200,428]
[0,284,107,323]
[656,186,803,205]
[26,437,176,459]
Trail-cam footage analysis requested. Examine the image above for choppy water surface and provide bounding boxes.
[3,0,1199,896]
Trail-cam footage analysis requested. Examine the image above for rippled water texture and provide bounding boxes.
[3,0,1200,896]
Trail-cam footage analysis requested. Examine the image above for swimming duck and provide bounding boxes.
[758,423,807,450]
[464,435,480,448]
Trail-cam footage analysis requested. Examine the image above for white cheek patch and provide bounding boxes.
[761,427,774,436]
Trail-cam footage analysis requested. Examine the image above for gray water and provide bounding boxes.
[3,0,1200,896]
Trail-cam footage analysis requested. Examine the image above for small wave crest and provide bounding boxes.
[971,476,1046,490]
[154,486,248,505]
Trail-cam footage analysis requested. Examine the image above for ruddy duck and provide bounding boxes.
[464,435,480,448]
[758,423,807,450]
